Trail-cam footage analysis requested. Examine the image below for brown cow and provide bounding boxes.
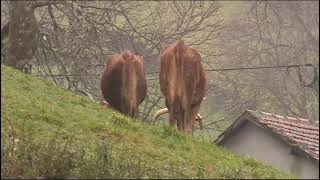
[100,51,147,118]
[154,40,207,133]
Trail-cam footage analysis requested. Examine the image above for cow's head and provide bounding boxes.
[153,107,205,130]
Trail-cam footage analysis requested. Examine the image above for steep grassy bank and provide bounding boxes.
[1,65,294,179]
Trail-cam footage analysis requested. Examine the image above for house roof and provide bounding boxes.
[214,109,319,161]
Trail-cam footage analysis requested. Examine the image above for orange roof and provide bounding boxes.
[214,109,319,160]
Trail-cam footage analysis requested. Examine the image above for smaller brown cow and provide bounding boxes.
[100,51,147,118]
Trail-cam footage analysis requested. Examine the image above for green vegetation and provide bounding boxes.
[1,65,295,179]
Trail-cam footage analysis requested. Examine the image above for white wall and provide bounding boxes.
[221,121,319,179]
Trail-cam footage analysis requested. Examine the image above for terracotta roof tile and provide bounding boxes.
[248,110,319,160]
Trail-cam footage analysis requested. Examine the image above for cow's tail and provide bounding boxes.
[122,51,136,117]
[173,40,185,130]
[175,40,184,71]
[175,40,184,98]
[172,97,183,129]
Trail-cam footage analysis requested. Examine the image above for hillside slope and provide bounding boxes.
[1,65,294,179]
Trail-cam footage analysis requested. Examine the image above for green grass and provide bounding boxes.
[1,65,295,179]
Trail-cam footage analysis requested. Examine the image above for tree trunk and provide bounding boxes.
[6,1,39,70]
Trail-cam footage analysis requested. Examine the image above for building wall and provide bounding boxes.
[220,120,319,179]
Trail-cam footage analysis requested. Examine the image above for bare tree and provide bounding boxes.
[211,1,319,123]
[1,1,64,71]
[1,1,223,125]
[2,1,38,70]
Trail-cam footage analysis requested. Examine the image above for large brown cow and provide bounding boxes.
[154,40,207,133]
[100,51,147,118]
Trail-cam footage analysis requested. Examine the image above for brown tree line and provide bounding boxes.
[1,1,318,139]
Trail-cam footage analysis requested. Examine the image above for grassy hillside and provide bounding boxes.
[1,65,295,179]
